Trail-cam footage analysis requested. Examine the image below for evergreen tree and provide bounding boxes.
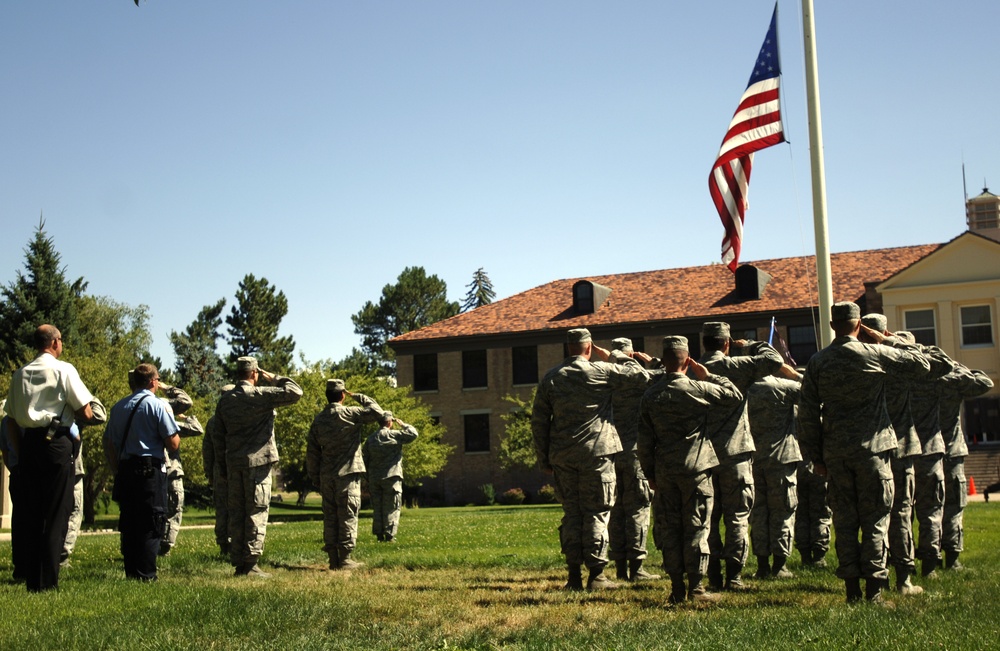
[225,274,296,374]
[0,217,86,369]
[169,298,227,397]
[461,267,496,312]
[351,266,459,375]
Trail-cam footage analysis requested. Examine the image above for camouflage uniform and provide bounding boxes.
[939,364,993,565]
[607,341,661,580]
[215,364,302,572]
[306,383,384,568]
[638,336,742,602]
[799,304,930,599]
[747,376,802,574]
[159,386,203,555]
[794,461,831,564]
[202,412,230,553]
[63,398,107,562]
[531,330,649,586]
[699,326,782,587]
[363,414,418,542]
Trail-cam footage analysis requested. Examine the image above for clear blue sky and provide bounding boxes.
[2,1,996,369]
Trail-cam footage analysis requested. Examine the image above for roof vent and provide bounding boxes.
[572,280,612,314]
[734,264,771,300]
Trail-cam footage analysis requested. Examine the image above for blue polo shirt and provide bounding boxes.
[104,390,179,461]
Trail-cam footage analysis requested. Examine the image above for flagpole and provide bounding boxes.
[801,0,834,348]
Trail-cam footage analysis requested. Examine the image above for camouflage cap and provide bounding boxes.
[236,356,259,373]
[861,313,888,333]
[611,337,633,353]
[662,335,689,351]
[895,330,916,344]
[327,379,346,392]
[381,410,394,423]
[701,322,731,339]
[567,328,592,344]
[831,302,861,321]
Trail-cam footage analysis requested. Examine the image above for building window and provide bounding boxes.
[682,333,702,360]
[904,309,936,346]
[511,345,538,385]
[964,396,1000,444]
[462,350,488,388]
[787,325,817,365]
[463,412,491,453]
[413,353,438,392]
[961,305,994,347]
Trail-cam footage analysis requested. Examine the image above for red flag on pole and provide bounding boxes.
[709,4,785,272]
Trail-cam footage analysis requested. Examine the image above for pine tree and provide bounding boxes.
[461,267,496,312]
[225,274,296,374]
[169,298,228,397]
[0,217,87,369]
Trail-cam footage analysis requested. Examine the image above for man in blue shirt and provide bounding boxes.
[103,364,180,581]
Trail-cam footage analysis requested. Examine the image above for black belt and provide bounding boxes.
[22,426,71,438]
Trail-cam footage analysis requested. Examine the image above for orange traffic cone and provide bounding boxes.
[968,476,976,496]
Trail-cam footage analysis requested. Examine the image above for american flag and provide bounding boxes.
[709,5,785,273]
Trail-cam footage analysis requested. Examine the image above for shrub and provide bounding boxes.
[536,484,558,504]
[479,483,496,506]
[500,487,526,505]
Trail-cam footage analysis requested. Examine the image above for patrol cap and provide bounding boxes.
[831,302,861,321]
[236,356,259,373]
[567,328,592,344]
[701,322,731,339]
[611,337,633,353]
[381,410,394,423]
[662,335,689,351]
[861,313,888,333]
[895,330,916,344]
[327,379,346,392]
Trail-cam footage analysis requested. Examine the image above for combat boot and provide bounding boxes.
[629,559,660,582]
[755,555,771,579]
[328,551,340,570]
[865,578,886,603]
[724,559,746,591]
[810,551,828,569]
[922,558,940,579]
[687,577,721,604]
[945,551,965,571]
[667,574,687,604]
[616,561,630,581]
[844,578,863,603]
[586,566,618,591]
[771,555,794,579]
[895,570,924,596]
[707,557,723,591]
[238,556,270,579]
[563,565,584,591]
[336,553,365,570]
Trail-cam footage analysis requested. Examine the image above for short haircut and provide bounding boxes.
[567,342,589,356]
[33,325,59,351]
[702,335,728,353]
[133,363,158,389]
[237,366,256,380]
[661,348,688,372]
[832,318,860,337]
[326,388,345,404]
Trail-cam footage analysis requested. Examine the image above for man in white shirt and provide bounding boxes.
[5,324,94,592]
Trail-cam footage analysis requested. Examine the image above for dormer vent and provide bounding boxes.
[573,280,612,315]
[735,264,771,300]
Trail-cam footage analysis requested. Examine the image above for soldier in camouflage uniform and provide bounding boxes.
[799,302,930,602]
[215,357,302,577]
[532,328,651,591]
[939,362,993,570]
[698,322,783,590]
[607,337,661,582]
[747,372,803,580]
[157,384,204,556]
[639,335,742,603]
[307,379,384,569]
[202,384,235,556]
[363,410,418,543]
[62,397,107,565]
[859,314,932,594]
[794,460,831,567]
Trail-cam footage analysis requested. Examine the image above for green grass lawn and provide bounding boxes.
[2,502,999,650]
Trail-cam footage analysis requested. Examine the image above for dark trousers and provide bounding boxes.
[18,432,74,592]
[8,466,27,581]
[116,457,168,580]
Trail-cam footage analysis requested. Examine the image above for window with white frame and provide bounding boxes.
[904,309,936,346]
[960,305,994,347]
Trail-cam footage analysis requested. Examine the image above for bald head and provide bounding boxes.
[34,324,62,356]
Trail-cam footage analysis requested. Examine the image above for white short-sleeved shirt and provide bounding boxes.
[6,352,94,428]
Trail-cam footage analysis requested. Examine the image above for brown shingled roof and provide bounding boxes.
[390,243,941,346]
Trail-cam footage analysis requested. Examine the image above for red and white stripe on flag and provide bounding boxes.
[709,5,785,273]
